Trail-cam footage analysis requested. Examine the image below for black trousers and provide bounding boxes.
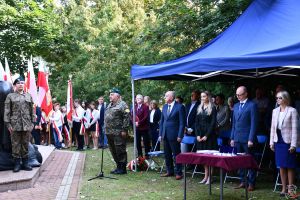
[136,129,151,157]
[31,129,41,145]
[73,121,84,150]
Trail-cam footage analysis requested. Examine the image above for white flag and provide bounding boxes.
[4,57,13,84]
[26,57,39,105]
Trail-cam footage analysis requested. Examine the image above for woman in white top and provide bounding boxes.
[49,103,63,149]
[87,102,100,149]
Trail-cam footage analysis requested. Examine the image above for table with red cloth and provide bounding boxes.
[176,152,259,200]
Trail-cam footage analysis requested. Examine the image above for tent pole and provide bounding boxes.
[131,79,137,172]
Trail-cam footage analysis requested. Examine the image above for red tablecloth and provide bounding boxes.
[176,153,258,171]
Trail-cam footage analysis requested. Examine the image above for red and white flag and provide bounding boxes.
[37,61,53,116]
[4,57,13,84]
[26,57,39,105]
[66,80,73,122]
[0,62,5,81]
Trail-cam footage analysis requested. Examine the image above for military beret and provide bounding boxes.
[110,87,121,95]
[13,76,25,85]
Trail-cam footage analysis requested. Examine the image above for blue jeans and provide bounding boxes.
[53,126,62,148]
[235,142,256,186]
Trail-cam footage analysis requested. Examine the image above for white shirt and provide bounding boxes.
[150,109,155,123]
[278,111,285,130]
[49,110,63,127]
[90,109,100,126]
[168,101,175,113]
[72,106,85,122]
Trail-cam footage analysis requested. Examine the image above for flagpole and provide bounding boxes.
[131,79,137,172]
[68,74,73,148]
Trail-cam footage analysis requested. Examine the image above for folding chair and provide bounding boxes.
[274,147,300,192]
[146,139,165,173]
[223,146,241,183]
[254,135,268,175]
[181,135,196,152]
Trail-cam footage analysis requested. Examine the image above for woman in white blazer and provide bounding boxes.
[270,91,299,196]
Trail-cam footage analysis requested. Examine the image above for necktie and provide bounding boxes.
[239,103,244,111]
[167,105,171,116]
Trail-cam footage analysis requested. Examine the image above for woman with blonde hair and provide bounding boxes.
[270,91,299,196]
[195,91,217,184]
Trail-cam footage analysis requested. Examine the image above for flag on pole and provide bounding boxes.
[37,61,53,116]
[4,57,13,84]
[26,57,39,105]
[0,62,5,81]
[66,80,73,122]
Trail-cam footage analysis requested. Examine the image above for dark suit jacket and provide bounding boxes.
[34,106,41,126]
[98,104,105,126]
[134,103,149,131]
[159,102,186,141]
[185,101,200,134]
[150,108,161,130]
[231,100,258,143]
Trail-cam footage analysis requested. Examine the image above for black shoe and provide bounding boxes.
[13,158,21,173]
[114,162,127,175]
[110,163,121,174]
[22,159,32,171]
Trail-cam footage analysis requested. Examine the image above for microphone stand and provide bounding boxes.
[88,146,117,181]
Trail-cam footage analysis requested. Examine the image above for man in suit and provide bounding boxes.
[97,96,107,148]
[181,90,200,153]
[231,86,258,191]
[159,91,186,180]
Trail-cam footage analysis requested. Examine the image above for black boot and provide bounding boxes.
[110,163,120,174]
[22,158,32,171]
[115,162,127,175]
[13,158,21,173]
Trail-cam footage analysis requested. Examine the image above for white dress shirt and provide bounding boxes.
[150,109,155,123]
[72,106,85,122]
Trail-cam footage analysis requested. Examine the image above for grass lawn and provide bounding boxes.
[78,143,287,200]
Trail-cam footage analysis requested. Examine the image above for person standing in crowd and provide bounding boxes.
[97,96,107,148]
[149,100,161,151]
[49,103,63,149]
[270,91,299,196]
[175,96,184,105]
[105,88,130,175]
[144,96,151,108]
[40,109,48,145]
[215,94,231,144]
[31,106,42,145]
[133,94,151,158]
[231,86,257,191]
[72,99,85,151]
[4,77,34,172]
[253,87,269,134]
[61,106,71,148]
[195,91,217,184]
[182,90,200,153]
[83,103,91,149]
[87,101,100,149]
[227,96,234,112]
[159,91,185,180]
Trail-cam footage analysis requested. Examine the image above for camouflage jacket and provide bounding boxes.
[104,100,130,135]
[4,91,35,132]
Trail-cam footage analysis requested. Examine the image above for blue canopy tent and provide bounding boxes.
[129,0,300,170]
[131,0,300,81]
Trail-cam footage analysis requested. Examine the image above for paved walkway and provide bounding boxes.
[0,150,85,200]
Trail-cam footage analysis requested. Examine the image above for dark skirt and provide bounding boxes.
[275,129,296,168]
[197,134,217,150]
[88,123,96,132]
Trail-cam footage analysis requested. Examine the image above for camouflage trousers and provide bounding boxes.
[11,131,30,159]
[106,134,127,163]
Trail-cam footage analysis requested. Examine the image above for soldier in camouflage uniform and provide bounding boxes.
[104,88,130,174]
[4,77,35,172]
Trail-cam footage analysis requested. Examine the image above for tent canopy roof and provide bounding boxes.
[131,0,300,81]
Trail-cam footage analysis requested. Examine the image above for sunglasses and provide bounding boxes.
[276,97,283,100]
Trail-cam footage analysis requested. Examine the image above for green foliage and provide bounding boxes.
[1,0,251,104]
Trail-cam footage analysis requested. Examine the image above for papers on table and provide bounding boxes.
[196,150,237,156]
[196,150,219,154]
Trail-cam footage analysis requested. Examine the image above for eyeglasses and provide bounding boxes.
[236,93,245,97]
[276,97,283,100]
